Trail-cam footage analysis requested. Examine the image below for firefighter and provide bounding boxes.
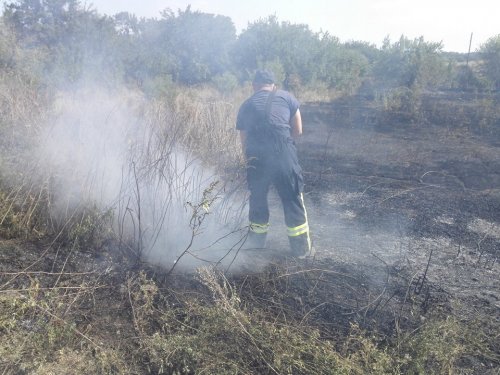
[236,70,314,258]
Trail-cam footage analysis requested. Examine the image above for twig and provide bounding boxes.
[276,268,362,284]
[0,286,109,293]
[476,225,494,265]
[132,162,143,261]
[166,181,219,277]
[378,184,441,205]
[127,275,142,337]
[414,247,434,295]
[300,302,328,325]
[53,237,78,288]
[360,252,391,318]
[0,271,96,276]
[0,206,81,290]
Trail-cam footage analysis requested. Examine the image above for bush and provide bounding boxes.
[320,48,369,94]
[479,34,500,90]
[378,86,422,123]
[211,72,239,96]
[374,36,447,90]
[142,74,176,99]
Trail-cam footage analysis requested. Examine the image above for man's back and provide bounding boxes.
[236,88,300,156]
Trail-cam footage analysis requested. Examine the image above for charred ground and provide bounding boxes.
[299,90,500,370]
[1,90,499,374]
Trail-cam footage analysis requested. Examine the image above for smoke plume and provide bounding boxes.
[37,85,250,272]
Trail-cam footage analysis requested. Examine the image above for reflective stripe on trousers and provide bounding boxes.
[287,222,309,237]
[287,193,311,252]
[249,221,270,234]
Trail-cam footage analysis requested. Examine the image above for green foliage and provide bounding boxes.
[378,86,422,122]
[234,16,322,85]
[118,6,236,87]
[3,0,124,86]
[0,18,17,69]
[1,7,499,373]
[479,34,500,90]
[234,18,370,94]
[453,64,489,91]
[142,73,176,99]
[159,6,236,85]
[3,0,81,45]
[2,3,489,95]
[123,268,492,374]
[0,282,131,374]
[2,2,499,95]
[374,36,447,89]
[67,206,113,250]
[0,256,495,374]
[344,40,381,64]
[258,57,286,84]
[211,71,239,95]
[317,38,369,93]
[395,316,494,374]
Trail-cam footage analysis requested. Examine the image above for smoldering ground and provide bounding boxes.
[33,85,265,273]
[25,82,492,281]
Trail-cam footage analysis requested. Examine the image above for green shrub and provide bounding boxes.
[211,72,239,96]
[479,34,500,90]
[378,86,422,123]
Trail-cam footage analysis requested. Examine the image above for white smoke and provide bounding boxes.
[37,85,251,272]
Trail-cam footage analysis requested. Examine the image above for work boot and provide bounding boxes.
[244,231,267,249]
[289,235,315,259]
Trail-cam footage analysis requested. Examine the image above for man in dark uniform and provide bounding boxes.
[236,70,313,258]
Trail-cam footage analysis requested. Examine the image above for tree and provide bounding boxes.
[0,18,18,69]
[3,0,123,85]
[314,34,369,93]
[344,40,380,64]
[3,0,83,48]
[158,6,236,84]
[374,35,446,89]
[233,16,322,84]
[479,34,500,90]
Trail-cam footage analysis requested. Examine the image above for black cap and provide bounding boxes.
[253,70,275,84]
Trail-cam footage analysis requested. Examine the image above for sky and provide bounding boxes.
[2,0,498,52]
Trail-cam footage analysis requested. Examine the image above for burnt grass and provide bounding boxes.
[1,90,499,373]
[296,91,500,366]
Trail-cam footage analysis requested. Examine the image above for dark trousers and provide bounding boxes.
[246,146,311,253]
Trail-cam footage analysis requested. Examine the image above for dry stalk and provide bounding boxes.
[414,247,434,295]
[198,267,280,375]
[127,276,142,337]
[476,223,495,265]
[276,268,362,284]
[166,181,220,277]
[0,205,83,290]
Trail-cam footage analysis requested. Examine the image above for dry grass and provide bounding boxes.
[1,65,498,373]
[2,251,494,375]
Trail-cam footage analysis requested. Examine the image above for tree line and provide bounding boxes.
[1,0,499,94]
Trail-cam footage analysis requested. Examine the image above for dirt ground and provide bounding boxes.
[292,92,500,369]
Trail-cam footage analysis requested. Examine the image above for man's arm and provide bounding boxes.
[290,108,303,139]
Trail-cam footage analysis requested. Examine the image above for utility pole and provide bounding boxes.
[465,33,473,90]
[466,32,473,67]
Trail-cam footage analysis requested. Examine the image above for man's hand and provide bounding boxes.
[290,109,303,139]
